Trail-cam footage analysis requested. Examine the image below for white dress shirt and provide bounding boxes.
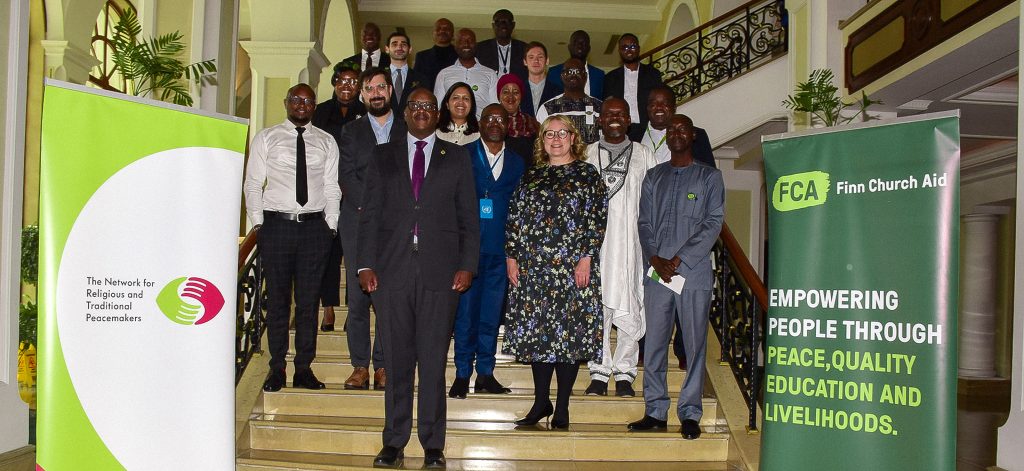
[362,49,383,68]
[243,120,342,229]
[406,132,437,178]
[643,124,670,164]
[484,145,505,180]
[434,61,498,118]
[623,66,641,122]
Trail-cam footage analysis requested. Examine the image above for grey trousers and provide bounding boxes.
[642,282,710,422]
[339,220,384,369]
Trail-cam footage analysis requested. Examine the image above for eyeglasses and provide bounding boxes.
[482,115,506,124]
[362,83,390,94]
[407,101,438,111]
[621,44,640,51]
[287,96,316,106]
[336,78,358,86]
[543,129,571,140]
[562,68,584,76]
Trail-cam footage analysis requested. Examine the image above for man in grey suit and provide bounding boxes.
[337,67,408,391]
[628,114,724,440]
[358,88,479,469]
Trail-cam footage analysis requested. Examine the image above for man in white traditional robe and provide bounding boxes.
[584,98,656,397]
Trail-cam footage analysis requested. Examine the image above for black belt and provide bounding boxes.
[264,210,325,222]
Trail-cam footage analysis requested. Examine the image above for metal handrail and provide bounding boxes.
[643,0,787,105]
[710,223,767,431]
[236,228,266,384]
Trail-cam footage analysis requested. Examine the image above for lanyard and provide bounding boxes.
[497,45,511,75]
[646,127,666,152]
[479,148,503,197]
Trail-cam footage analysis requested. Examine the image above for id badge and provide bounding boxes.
[480,198,494,219]
[585,107,595,125]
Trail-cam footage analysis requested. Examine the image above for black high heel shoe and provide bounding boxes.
[320,310,335,332]
[514,402,554,426]
[550,418,569,430]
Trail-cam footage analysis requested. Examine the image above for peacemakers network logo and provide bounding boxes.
[156,276,225,325]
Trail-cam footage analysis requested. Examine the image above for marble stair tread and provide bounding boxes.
[283,354,687,390]
[261,387,719,426]
[247,415,730,461]
[236,449,734,470]
[289,329,628,357]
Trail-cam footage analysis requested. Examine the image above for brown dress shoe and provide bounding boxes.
[374,368,386,390]
[344,367,370,390]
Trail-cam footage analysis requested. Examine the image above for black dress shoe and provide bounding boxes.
[627,415,668,431]
[448,377,469,399]
[681,419,702,439]
[292,369,326,390]
[615,380,635,397]
[372,446,404,468]
[514,401,553,426]
[550,418,569,430]
[262,369,286,392]
[584,379,607,396]
[474,374,512,394]
[423,448,446,469]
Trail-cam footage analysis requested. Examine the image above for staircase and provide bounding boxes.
[234,268,737,470]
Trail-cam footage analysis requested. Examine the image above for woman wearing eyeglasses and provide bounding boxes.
[435,82,480,145]
[503,115,608,430]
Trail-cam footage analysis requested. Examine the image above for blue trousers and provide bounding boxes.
[453,253,507,378]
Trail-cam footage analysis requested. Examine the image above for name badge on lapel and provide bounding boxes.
[479,198,494,219]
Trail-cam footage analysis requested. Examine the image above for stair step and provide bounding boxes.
[247,415,730,461]
[290,329,628,357]
[262,388,718,426]
[237,449,733,470]
[283,355,688,391]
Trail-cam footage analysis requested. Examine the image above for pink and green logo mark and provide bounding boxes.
[156,277,225,325]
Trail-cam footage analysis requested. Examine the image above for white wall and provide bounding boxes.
[995,3,1024,467]
[0,0,30,454]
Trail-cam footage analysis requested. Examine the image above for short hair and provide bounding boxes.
[649,85,676,103]
[526,41,548,58]
[534,115,588,165]
[619,33,639,44]
[358,66,393,91]
[437,82,480,135]
[387,31,410,46]
[493,9,514,21]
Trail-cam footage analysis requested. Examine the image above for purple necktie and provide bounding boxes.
[412,140,426,200]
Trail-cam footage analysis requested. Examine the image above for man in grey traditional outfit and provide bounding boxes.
[584,98,655,397]
[628,114,724,440]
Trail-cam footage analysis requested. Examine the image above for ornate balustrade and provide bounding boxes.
[710,223,768,431]
[236,229,266,384]
[641,0,787,104]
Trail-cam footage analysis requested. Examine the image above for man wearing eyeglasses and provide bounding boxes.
[336,67,408,392]
[547,30,605,98]
[244,84,341,392]
[536,58,603,144]
[604,34,664,142]
[357,88,479,469]
[448,104,525,400]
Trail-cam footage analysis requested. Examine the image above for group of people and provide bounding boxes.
[242,9,724,470]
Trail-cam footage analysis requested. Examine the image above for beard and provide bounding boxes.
[367,98,391,117]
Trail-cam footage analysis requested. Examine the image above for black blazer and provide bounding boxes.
[337,115,408,217]
[604,63,663,142]
[475,38,529,81]
[521,77,562,116]
[389,67,428,115]
[357,138,480,290]
[413,45,458,92]
[344,50,391,70]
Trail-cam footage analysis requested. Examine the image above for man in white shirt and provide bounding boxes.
[605,33,664,142]
[434,28,497,119]
[343,22,390,70]
[243,84,341,393]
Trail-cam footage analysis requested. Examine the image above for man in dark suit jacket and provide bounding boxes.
[336,67,407,391]
[604,33,664,142]
[358,88,479,469]
[385,31,427,115]
[475,9,529,81]
[547,30,605,99]
[413,18,457,92]
[344,22,390,70]
[449,104,525,400]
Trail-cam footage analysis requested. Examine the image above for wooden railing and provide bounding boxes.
[710,222,767,431]
[236,228,266,384]
[641,0,787,105]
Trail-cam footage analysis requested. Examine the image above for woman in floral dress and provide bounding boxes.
[503,115,608,429]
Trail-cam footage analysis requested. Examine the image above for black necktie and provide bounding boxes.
[295,127,308,206]
[365,52,373,71]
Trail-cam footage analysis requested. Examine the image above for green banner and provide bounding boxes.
[760,112,959,470]
[37,80,248,470]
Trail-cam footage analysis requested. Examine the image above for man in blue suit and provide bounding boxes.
[547,30,604,99]
[449,103,526,399]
